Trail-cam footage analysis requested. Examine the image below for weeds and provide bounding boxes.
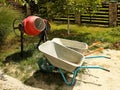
[0,7,23,47]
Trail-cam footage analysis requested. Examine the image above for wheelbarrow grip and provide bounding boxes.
[84,47,104,56]
[102,68,110,72]
[88,41,101,48]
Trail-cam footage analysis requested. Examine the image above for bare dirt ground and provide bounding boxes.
[73,49,120,90]
[0,49,120,90]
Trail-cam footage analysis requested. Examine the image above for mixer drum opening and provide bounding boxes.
[34,18,45,31]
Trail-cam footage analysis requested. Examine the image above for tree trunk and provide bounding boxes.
[67,9,70,35]
[26,3,31,16]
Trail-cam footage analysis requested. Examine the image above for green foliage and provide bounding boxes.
[0,0,6,4]
[37,0,67,19]
[108,26,120,36]
[9,0,105,20]
[105,26,120,44]
[66,0,104,13]
[0,7,23,46]
[36,0,104,20]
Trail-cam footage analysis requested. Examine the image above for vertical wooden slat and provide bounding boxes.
[109,2,117,27]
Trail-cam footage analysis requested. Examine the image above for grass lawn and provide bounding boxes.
[49,23,114,45]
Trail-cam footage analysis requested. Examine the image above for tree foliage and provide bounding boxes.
[37,0,67,19]
[36,0,105,19]
[66,0,105,13]
[7,0,106,19]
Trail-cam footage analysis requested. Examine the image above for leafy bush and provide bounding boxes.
[0,7,23,46]
[108,27,120,49]
[108,26,120,37]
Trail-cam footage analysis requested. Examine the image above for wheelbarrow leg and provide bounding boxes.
[59,65,110,86]
[58,68,78,86]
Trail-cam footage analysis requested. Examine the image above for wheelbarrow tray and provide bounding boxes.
[52,38,88,53]
[38,41,85,72]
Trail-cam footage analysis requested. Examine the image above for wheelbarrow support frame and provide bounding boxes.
[59,64,110,86]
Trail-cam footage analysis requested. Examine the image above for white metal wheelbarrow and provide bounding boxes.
[38,41,110,86]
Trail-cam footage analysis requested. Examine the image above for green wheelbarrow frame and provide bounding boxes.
[59,56,110,86]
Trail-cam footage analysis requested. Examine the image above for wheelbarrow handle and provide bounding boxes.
[85,55,111,59]
[77,66,110,72]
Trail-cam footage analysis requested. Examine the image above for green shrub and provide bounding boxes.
[108,26,120,37]
[0,7,23,46]
[106,26,120,43]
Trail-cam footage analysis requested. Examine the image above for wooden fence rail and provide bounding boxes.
[81,3,109,26]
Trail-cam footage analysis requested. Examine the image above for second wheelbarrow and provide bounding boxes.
[52,38,88,53]
[52,38,103,56]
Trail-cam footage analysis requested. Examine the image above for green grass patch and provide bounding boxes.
[0,6,23,47]
[49,23,114,44]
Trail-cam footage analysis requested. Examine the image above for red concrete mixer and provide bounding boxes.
[23,16,45,36]
[13,16,50,57]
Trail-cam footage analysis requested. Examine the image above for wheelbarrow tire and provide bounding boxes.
[38,58,54,73]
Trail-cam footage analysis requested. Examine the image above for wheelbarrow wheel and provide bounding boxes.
[38,57,55,73]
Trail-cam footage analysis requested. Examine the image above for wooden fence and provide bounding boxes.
[52,14,75,24]
[53,2,120,27]
[117,3,120,25]
[81,3,109,26]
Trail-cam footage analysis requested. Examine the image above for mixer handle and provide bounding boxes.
[13,18,23,36]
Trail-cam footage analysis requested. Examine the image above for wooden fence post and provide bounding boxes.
[75,11,81,25]
[109,1,118,27]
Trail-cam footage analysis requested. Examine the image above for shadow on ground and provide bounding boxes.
[48,29,91,43]
[24,70,102,90]
[24,70,74,90]
[2,49,34,64]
